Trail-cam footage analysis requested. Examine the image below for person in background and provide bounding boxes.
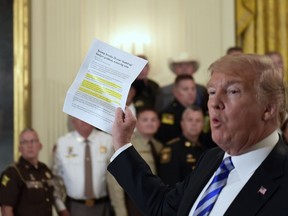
[280,118,288,145]
[132,55,160,112]
[158,106,215,185]
[52,117,114,216]
[226,46,243,55]
[0,128,69,216]
[108,54,288,215]
[265,51,285,79]
[155,52,208,114]
[155,74,198,144]
[108,107,163,216]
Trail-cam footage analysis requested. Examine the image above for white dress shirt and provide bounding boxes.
[53,129,113,201]
[110,131,279,215]
[189,130,279,215]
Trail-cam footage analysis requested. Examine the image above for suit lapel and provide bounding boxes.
[178,148,224,215]
[224,141,286,216]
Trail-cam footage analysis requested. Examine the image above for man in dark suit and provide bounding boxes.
[108,54,288,215]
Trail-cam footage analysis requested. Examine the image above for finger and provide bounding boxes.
[124,106,135,121]
[115,107,124,123]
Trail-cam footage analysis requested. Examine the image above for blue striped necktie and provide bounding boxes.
[193,157,234,216]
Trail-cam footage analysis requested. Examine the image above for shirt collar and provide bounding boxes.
[73,129,97,143]
[224,130,279,181]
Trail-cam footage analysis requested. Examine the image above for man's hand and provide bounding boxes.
[1,205,14,216]
[58,209,70,216]
[112,107,136,150]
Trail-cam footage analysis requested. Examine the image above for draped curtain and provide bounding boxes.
[236,0,288,80]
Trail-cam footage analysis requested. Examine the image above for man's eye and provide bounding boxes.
[228,89,240,94]
[208,90,215,95]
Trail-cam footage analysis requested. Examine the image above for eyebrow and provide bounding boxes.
[207,80,244,89]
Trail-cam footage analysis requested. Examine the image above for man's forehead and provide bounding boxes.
[207,72,252,88]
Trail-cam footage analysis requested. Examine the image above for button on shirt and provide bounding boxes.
[189,130,279,215]
[53,129,113,200]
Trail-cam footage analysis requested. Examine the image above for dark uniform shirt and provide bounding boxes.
[132,79,159,112]
[158,134,212,185]
[0,157,55,216]
[155,99,185,144]
[155,83,209,114]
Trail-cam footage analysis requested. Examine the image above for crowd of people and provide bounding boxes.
[0,48,288,216]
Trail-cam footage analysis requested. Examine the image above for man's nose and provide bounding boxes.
[209,95,224,110]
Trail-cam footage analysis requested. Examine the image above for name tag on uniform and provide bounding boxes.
[66,146,78,158]
[26,181,43,189]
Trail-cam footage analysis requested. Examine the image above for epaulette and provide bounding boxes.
[10,163,26,183]
[166,137,180,145]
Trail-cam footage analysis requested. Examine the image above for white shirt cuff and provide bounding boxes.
[110,143,132,162]
[54,198,66,212]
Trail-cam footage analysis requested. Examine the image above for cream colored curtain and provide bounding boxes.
[236,0,288,79]
[30,0,236,164]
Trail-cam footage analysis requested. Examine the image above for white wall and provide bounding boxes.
[31,0,235,164]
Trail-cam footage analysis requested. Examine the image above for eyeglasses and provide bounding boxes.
[20,139,39,145]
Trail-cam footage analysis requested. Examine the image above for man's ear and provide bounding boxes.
[262,104,277,121]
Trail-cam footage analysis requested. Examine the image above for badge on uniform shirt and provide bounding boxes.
[66,146,78,158]
[100,146,107,153]
[30,174,35,181]
[161,113,174,125]
[1,175,10,187]
[185,141,196,148]
[134,100,144,108]
[160,148,172,164]
[185,141,192,147]
[186,154,196,163]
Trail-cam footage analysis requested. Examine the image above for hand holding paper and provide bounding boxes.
[112,107,137,150]
[63,38,147,134]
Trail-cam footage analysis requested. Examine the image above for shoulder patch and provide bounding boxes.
[1,175,10,187]
[161,113,174,125]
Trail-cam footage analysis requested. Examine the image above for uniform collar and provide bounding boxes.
[19,156,42,170]
[73,128,98,143]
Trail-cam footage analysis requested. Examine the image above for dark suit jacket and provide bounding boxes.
[108,138,288,216]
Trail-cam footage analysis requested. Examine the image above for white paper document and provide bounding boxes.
[63,38,148,134]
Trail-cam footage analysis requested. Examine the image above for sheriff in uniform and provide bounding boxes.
[0,158,55,216]
[158,106,215,186]
[132,55,160,113]
[155,75,198,144]
[0,128,67,216]
[158,135,209,185]
[52,117,114,216]
[155,99,186,144]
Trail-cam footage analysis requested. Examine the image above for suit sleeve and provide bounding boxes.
[107,146,188,216]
